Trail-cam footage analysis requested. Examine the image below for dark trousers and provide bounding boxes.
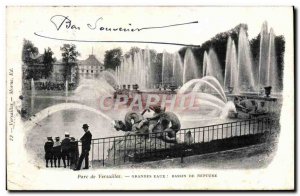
[69,151,79,170]
[46,158,53,167]
[61,150,70,167]
[53,154,61,167]
[76,149,89,170]
[45,152,53,167]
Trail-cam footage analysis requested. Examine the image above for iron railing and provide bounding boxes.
[78,117,276,167]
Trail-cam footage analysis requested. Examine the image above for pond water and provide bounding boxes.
[23,90,239,166]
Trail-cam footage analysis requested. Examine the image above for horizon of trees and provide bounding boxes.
[22,40,81,85]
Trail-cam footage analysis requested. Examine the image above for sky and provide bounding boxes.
[7,6,293,62]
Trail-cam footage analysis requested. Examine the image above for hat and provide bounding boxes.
[47,136,52,140]
[82,124,89,129]
[65,132,70,137]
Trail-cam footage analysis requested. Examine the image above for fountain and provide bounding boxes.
[117,49,181,90]
[266,28,279,92]
[258,21,270,90]
[178,76,236,118]
[257,22,280,94]
[203,48,224,85]
[224,37,238,93]
[183,48,198,84]
[172,52,183,86]
[74,77,115,100]
[116,50,152,90]
[144,47,153,89]
[237,27,255,92]
[162,51,173,86]
[113,21,281,112]
[101,70,118,87]
[65,80,68,97]
[179,76,227,102]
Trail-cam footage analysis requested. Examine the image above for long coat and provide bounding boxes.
[80,131,92,151]
[44,141,54,159]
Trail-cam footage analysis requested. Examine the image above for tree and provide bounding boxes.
[43,47,56,78]
[124,46,141,58]
[274,35,285,90]
[104,48,122,70]
[22,39,40,80]
[60,44,80,82]
[22,39,39,64]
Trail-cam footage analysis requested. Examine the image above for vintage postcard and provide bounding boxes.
[6,6,294,190]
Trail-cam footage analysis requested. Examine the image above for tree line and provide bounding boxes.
[22,39,80,84]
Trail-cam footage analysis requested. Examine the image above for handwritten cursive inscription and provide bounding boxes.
[50,15,198,33]
[50,15,81,31]
[86,17,141,32]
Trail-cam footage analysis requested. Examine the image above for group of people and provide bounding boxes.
[44,124,92,171]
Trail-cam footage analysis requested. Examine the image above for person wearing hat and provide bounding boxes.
[61,132,71,168]
[44,137,54,168]
[52,136,62,168]
[74,124,92,170]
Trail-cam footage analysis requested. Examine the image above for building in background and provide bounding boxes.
[78,54,105,80]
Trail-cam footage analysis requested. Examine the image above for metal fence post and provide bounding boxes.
[134,135,137,161]
[154,133,157,158]
[124,136,127,163]
[92,142,94,167]
[202,128,205,143]
[222,124,224,139]
[240,121,242,136]
[102,139,105,166]
[212,126,214,141]
[248,120,251,135]
[208,126,210,141]
[113,138,116,165]
[193,128,196,143]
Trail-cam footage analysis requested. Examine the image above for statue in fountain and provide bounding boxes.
[256,101,268,114]
[113,106,181,143]
[233,97,249,113]
[233,97,269,118]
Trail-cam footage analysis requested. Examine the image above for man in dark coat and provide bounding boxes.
[44,137,54,167]
[61,132,71,168]
[74,124,92,170]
